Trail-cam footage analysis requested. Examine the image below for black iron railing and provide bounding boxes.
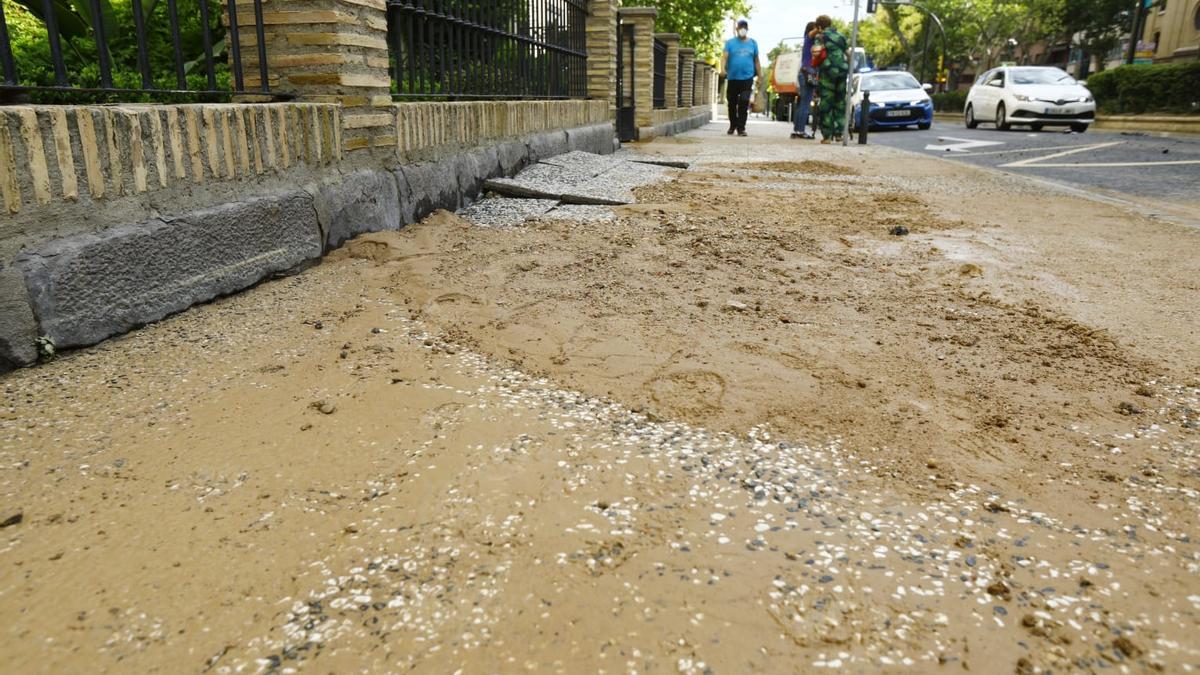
[0,0,279,103]
[615,21,634,141]
[651,37,666,109]
[676,52,684,108]
[386,0,588,100]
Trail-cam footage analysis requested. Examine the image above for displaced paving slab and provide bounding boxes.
[536,204,617,223]
[458,197,559,228]
[483,151,673,205]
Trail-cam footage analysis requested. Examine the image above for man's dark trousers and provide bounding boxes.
[726,79,753,132]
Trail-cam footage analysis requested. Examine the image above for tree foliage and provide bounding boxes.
[3,0,230,102]
[621,0,752,63]
[857,0,1071,86]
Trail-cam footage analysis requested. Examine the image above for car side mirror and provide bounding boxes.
[922,83,933,91]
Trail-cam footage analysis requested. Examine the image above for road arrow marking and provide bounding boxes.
[999,142,1122,167]
[1000,140,1200,167]
[924,136,1006,153]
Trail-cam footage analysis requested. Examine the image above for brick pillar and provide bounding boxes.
[705,65,717,105]
[234,0,394,153]
[587,0,619,118]
[692,62,703,106]
[679,48,695,109]
[656,33,680,108]
[618,7,658,133]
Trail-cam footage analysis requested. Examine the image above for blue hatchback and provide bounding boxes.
[849,71,934,131]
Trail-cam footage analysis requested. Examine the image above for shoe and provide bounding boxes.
[820,138,831,144]
[834,135,843,142]
[790,132,801,139]
[737,130,748,137]
[802,134,815,140]
[727,128,735,135]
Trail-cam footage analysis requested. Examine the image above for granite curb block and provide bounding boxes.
[314,170,402,250]
[0,123,619,370]
[0,264,38,370]
[638,110,712,142]
[18,191,323,350]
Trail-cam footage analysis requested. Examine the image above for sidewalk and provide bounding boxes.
[2,120,1197,673]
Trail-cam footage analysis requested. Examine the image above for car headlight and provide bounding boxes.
[1080,95,1093,103]
[911,99,930,106]
[1013,93,1032,102]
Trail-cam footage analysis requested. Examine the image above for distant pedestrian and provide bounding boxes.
[791,21,818,140]
[811,15,849,144]
[722,19,759,137]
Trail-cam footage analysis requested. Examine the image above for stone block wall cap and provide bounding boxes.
[655,33,681,41]
[618,7,659,18]
[678,47,696,55]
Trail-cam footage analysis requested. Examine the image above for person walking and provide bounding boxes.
[791,21,818,140]
[810,15,849,144]
[721,19,759,137]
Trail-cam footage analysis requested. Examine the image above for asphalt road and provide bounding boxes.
[857,120,1200,212]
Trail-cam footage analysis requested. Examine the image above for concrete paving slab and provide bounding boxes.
[459,197,559,228]
[537,204,617,223]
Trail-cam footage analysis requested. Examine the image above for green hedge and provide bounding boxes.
[931,90,968,113]
[1085,62,1200,115]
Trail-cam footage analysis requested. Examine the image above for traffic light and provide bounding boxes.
[867,0,878,13]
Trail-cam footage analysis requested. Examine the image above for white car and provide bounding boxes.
[964,66,1095,132]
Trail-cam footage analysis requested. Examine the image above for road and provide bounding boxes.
[858,120,1200,222]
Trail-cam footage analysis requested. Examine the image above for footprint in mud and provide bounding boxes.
[431,292,481,306]
[645,370,727,418]
[422,402,465,431]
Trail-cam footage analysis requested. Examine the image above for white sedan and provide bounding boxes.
[964,66,1095,133]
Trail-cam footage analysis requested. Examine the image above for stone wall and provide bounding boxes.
[0,0,719,369]
[0,100,613,370]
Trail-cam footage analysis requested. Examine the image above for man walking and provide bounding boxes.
[791,21,818,140]
[721,19,759,137]
[810,15,849,144]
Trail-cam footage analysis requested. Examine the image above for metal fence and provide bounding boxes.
[676,52,684,108]
[386,0,588,100]
[615,21,634,141]
[651,37,666,109]
[0,0,277,103]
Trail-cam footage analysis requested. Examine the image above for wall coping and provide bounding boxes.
[618,7,659,18]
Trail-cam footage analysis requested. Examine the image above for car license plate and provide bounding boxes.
[885,109,908,117]
[1045,107,1071,114]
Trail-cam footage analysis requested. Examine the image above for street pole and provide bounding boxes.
[843,0,861,147]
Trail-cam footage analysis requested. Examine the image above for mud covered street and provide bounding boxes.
[2,121,1198,673]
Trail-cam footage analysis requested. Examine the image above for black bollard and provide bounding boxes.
[859,91,870,145]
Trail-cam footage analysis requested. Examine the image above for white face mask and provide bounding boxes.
[737,28,748,38]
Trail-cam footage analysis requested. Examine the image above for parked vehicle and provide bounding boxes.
[850,71,933,131]
[964,66,1095,132]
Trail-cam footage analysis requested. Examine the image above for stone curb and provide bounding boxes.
[0,122,617,370]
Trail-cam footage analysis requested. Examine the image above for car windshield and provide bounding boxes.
[1010,68,1076,85]
[861,72,921,91]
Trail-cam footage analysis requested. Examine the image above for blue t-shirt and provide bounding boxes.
[724,37,759,81]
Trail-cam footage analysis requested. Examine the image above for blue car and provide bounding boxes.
[849,71,934,131]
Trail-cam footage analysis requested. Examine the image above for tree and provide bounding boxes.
[621,0,752,62]
[1062,0,1130,76]
[857,0,1068,88]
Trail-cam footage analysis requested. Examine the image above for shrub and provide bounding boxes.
[2,0,232,104]
[931,89,967,113]
[1085,62,1200,115]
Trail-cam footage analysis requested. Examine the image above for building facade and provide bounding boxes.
[1142,0,1200,62]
